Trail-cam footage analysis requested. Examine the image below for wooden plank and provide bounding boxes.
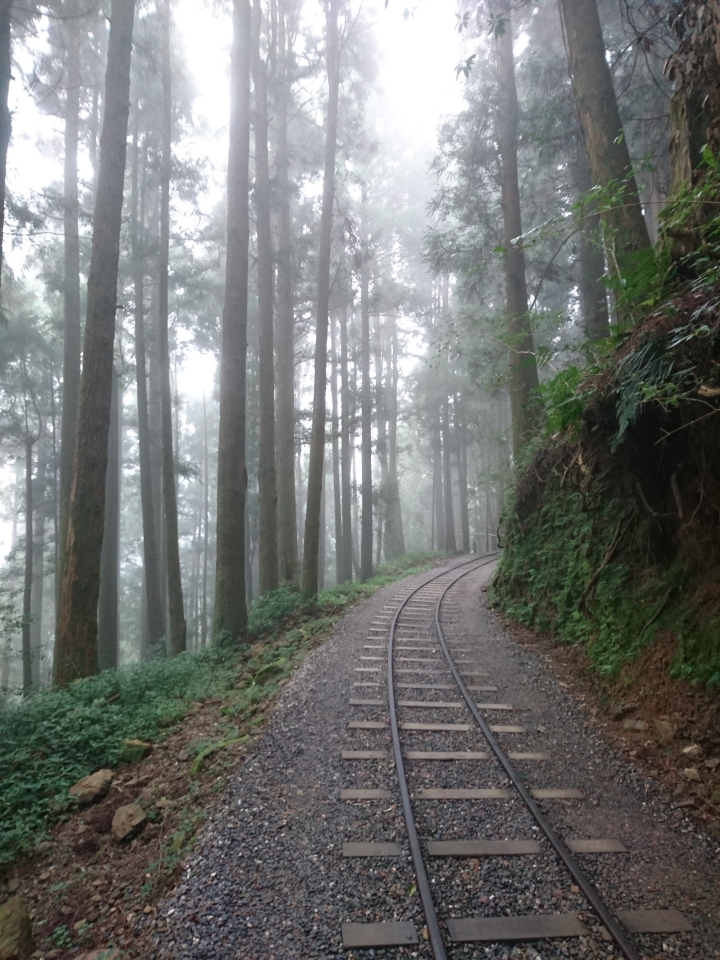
[397,683,454,690]
[508,752,548,761]
[530,789,584,800]
[396,668,442,674]
[397,657,440,663]
[617,909,692,934]
[348,720,386,729]
[353,682,380,688]
[342,750,387,760]
[567,839,627,854]
[468,685,499,692]
[490,725,526,733]
[342,921,418,948]
[349,699,384,706]
[447,914,588,942]
[340,788,392,800]
[400,722,470,732]
[355,667,381,673]
[415,788,512,800]
[476,703,514,711]
[406,751,489,760]
[398,700,463,709]
[342,842,401,857]
[427,839,541,857]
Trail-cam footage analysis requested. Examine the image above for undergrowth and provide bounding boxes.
[0,550,441,873]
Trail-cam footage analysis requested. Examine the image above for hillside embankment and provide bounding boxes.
[491,284,720,819]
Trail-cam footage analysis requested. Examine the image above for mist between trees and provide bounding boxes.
[0,0,678,692]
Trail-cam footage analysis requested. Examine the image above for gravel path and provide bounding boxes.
[151,560,720,960]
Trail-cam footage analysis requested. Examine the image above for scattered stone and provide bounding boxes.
[177,749,190,762]
[622,718,648,732]
[654,718,675,742]
[120,739,153,763]
[38,873,50,883]
[112,803,147,841]
[155,798,173,811]
[683,744,703,758]
[0,897,34,960]
[69,770,114,806]
[705,757,720,770]
[612,701,636,719]
[72,919,87,932]
[75,951,121,960]
[60,907,71,917]
[5,881,18,894]
[683,767,701,781]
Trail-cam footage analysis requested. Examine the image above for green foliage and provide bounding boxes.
[536,366,588,437]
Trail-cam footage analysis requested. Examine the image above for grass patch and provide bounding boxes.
[0,550,441,873]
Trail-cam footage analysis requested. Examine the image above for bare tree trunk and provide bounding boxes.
[577,134,610,340]
[339,304,353,581]
[442,398,457,552]
[318,462,326,590]
[495,0,539,450]
[22,436,34,693]
[252,0,278,594]
[558,0,651,268]
[457,409,470,553]
[374,315,388,562]
[132,110,164,655]
[98,364,120,671]
[201,392,209,647]
[275,0,298,585]
[384,322,405,558]
[30,442,46,686]
[301,0,339,599]
[360,214,372,583]
[330,315,343,583]
[432,422,445,550]
[57,18,82,629]
[158,0,186,655]
[55,0,136,688]
[214,0,251,639]
[0,0,12,297]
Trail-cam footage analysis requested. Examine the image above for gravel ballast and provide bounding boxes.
[151,559,720,959]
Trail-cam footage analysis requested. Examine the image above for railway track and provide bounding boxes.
[340,555,693,958]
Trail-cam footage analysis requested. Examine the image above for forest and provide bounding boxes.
[0,0,719,898]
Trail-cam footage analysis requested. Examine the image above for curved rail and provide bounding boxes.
[386,554,498,960]
[432,564,642,960]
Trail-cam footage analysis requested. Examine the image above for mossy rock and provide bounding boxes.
[253,659,290,686]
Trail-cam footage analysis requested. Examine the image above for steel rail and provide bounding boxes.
[386,553,499,960]
[433,564,643,960]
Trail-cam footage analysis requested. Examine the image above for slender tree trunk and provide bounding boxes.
[22,436,34,693]
[339,304,353,581]
[214,0,251,638]
[252,0,278,594]
[558,0,651,268]
[275,0,298,585]
[442,398,457,552]
[374,316,388,562]
[97,365,120,671]
[0,0,12,296]
[577,134,610,339]
[202,392,209,647]
[457,411,470,553]
[318,463,326,590]
[360,218,372,582]
[432,422,445,550]
[158,0,186,655]
[30,442,46,686]
[495,0,539,450]
[301,0,339,599]
[55,0,136,688]
[132,110,164,654]
[330,315,343,583]
[384,322,405,558]
[57,19,82,628]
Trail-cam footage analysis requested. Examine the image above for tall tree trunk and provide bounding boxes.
[360,214,372,583]
[442,397,457,552]
[495,0,539,450]
[275,0,298,585]
[558,0,651,268]
[22,436,34,693]
[576,134,610,340]
[0,0,12,297]
[318,463,326,590]
[330,315,343,583]
[252,0,278,594]
[301,0,339,599]
[432,422,445,550]
[457,410,470,553]
[201,392,209,647]
[384,323,405,558]
[374,315,388,561]
[214,0,251,638]
[30,441,46,686]
[339,304,353,582]
[158,0,186,655]
[132,110,164,655]
[57,18,82,629]
[55,0,136,688]
[98,364,120,671]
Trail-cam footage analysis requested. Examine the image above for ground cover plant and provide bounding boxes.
[0,551,441,874]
